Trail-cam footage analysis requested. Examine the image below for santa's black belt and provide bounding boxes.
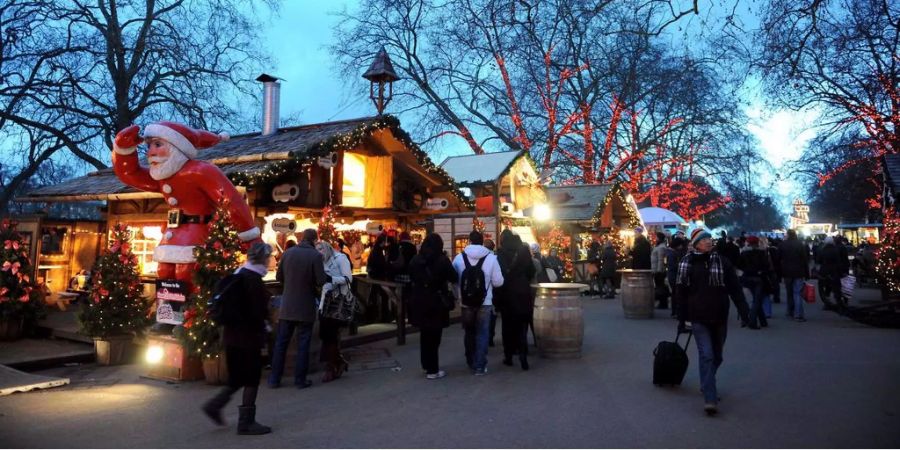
[167,209,212,227]
[179,214,212,225]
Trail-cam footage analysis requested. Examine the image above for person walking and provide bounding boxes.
[631,228,652,270]
[483,238,499,347]
[778,230,810,321]
[737,236,771,329]
[544,248,564,281]
[651,232,670,309]
[816,236,848,310]
[495,231,536,371]
[315,240,353,383]
[452,230,504,376]
[269,229,326,389]
[409,233,457,379]
[675,228,750,416]
[202,242,274,435]
[667,237,688,317]
[586,240,603,295]
[600,241,618,299]
[715,231,740,266]
[767,237,782,306]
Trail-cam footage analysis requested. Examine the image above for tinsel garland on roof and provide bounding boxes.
[226,115,474,209]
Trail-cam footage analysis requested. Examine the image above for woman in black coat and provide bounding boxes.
[202,242,273,435]
[495,230,536,370]
[408,233,457,379]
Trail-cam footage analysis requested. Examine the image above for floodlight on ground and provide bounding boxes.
[145,345,164,365]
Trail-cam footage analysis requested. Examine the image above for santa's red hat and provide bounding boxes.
[143,121,229,159]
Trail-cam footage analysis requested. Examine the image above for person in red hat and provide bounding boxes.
[112,122,260,327]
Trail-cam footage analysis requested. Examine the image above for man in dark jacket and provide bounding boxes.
[816,236,848,309]
[675,228,750,416]
[778,230,810,321]
[737,236,771,329]
[631,228,652,270]
[667,237,688,317]
[715,231,741,266]
[269,228,327,389]
[600,241,618,298]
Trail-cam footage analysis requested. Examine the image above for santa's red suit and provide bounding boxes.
[111,122,260,294]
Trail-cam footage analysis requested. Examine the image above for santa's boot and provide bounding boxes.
[237,406,271,435]
[202,386,237,425]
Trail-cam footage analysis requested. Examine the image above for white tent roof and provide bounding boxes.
[440,150,523,185]
[639,207,686,226]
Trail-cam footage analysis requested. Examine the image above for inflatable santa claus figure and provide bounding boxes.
[112,123,260,328]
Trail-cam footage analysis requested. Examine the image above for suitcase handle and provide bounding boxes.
[676,329,693,349]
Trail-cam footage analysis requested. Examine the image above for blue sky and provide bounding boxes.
[261,1,813,216]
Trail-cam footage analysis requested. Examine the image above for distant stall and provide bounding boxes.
[639,207,688,235]
[434,150,546,256]
[544,183,643,282]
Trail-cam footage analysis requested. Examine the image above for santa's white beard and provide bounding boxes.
[148,150,189,180]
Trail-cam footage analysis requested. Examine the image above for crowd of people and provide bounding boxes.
[201,224,864,431]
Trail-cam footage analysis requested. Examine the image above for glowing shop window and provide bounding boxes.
[342,153,367,207]
[126,225,163,275]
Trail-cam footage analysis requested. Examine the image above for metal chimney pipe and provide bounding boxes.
[256,74,281,136]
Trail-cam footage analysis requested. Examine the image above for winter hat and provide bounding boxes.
[142,121,229,159]
[690,228,712,248]
[530,242,541,255]
[746,236,760,247]
[399,231,412,242]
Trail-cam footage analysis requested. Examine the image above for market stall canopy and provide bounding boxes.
[544,183,642,229]
[440,150,524,186]
[18,115,470,207]
[638,207,686,226]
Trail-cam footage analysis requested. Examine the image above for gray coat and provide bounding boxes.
[276,241,327,322]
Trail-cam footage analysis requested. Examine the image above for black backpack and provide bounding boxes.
[208,273,245,326]
[459,253,487,308]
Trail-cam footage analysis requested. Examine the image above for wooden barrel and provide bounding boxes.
[619,270,654,319]
[533,283,587,359]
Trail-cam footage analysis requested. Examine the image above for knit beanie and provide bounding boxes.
[690,228,712,248]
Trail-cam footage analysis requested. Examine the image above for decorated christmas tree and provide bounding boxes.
[79,224,150,338]
[178,197,243,359]
[318,205,337,243]
[875,207,900,293]
[0,219,43,337]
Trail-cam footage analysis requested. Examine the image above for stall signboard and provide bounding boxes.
[272,184,301,202]
[155,279,187,325]
[272,217,297,233]
[475,196,495,215]
[366,222,384,235]
[424,198,449,210]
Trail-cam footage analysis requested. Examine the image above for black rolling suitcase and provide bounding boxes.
[652,330,692,386]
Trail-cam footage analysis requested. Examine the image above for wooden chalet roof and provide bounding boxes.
[545,184,615,221]
[19,116,470,205]
[440,150,524,186]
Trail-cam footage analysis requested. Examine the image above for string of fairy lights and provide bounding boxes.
[590,183,643,229]
[875,207,900,293]
[225,115,474,209]
[79,223,150,338]
[179,199,243,360]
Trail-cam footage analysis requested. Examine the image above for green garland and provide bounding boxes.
[590,183,643,229]
[225,115,474,209]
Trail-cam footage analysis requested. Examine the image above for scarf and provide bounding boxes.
[238,262,268,276]
[676,250,724,287]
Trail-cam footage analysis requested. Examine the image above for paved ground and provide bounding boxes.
[1,291,899,448]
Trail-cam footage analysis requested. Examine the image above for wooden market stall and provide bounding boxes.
[18,115,472,342]
[435,150,546,256]
[543,183,643,283]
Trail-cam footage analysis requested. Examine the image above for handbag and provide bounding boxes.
[425,265,455,311]
[840,275,856,300]
[801,282,817,304]
[320,278,359,323]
